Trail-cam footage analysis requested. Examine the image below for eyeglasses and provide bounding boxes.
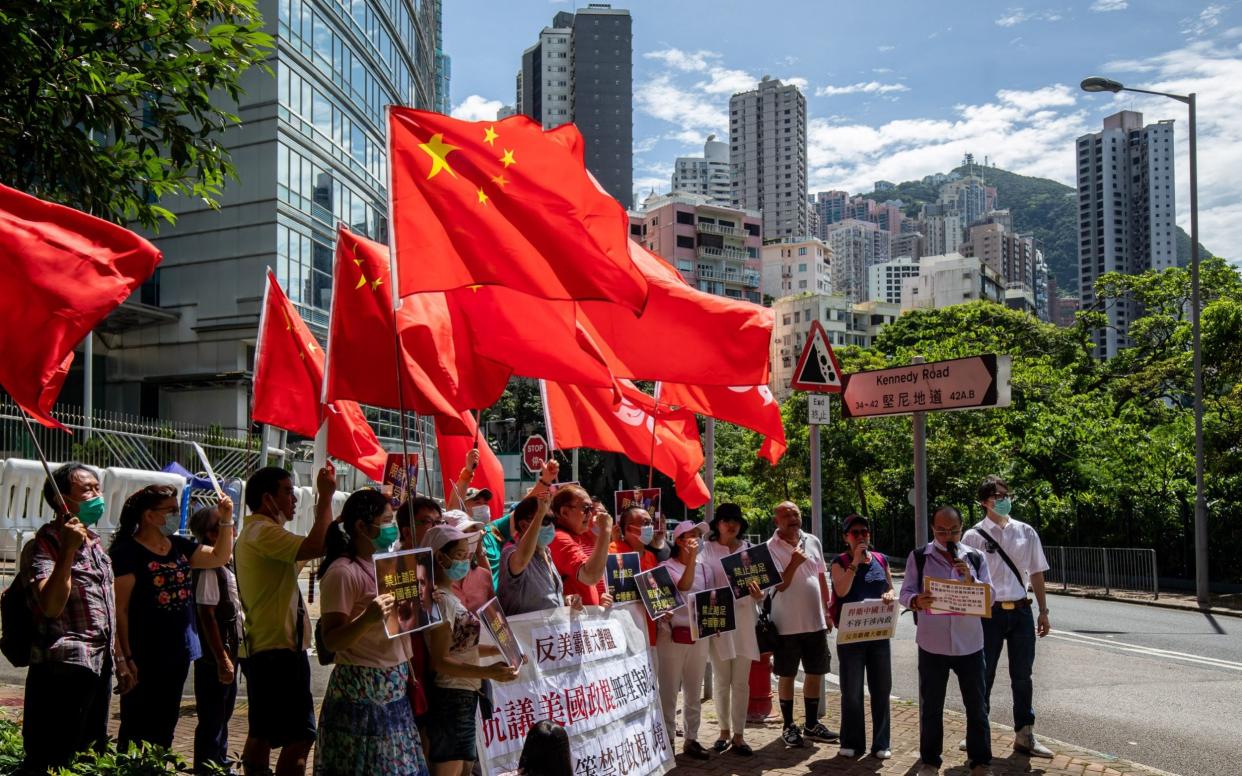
[847,529,870,538]
[931,527,963,537]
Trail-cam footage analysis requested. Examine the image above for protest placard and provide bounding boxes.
[836,599,898,644]
[477,597,525,669]
[719,544,781,598]
[476,608,673,776]
[614,488,661,520]
[691,587,736,641]
[373,548,440,636]
[606,552,642,605]
[381,453,418,508]
[923,576,993,617]
[633,565,683,621]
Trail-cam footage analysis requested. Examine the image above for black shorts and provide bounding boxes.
[425,686,479,763]
[772,629,832,677]
[241,650,317,747]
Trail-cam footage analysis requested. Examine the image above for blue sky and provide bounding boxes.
[445,1,1242,260]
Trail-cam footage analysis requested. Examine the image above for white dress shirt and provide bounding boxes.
[961,516,1050,602]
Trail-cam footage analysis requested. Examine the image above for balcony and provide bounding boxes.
[697,245,750,262]
[697,222,743,238]
[695,267,761,288]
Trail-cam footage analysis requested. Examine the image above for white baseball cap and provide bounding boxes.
[671,521,709,541]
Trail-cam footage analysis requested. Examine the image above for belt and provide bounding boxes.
[995,599,1032,610]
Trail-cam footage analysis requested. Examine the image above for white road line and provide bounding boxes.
[1048,631,1242,672]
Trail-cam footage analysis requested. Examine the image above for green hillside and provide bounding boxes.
[865,164,1212,293]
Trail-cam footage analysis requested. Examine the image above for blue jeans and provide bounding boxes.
[836,640,892,753]
[982,604,1036,729]
[917,648,991,767]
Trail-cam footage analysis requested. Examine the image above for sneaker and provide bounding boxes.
[872,749,892,760]
[1015,725,1054,758]
[837,748,857,757]
[958,737,968,751]
[710,739,730,754]
[781,723,805,748]
[731,742,754,757]
[683,740,710,760]
[802,722,839,743]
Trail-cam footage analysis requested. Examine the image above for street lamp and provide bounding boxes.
[1080,76,1208,608]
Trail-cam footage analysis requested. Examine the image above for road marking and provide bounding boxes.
[1048,631,1242,672]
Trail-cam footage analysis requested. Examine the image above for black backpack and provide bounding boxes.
[0,538,44,668]
[910,544,983,624]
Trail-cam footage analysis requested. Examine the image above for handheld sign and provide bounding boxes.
[633,565,683,620]
[719,544,781,599]
[606,552,642,605]
[836,599,898,644]
[381,453,419,508]
[790,320,844,393]
[922,576,993,618]
[477,597,525,669]
[691,587,736,641]
[374,548,441,636]
[840,354,1012,419]
[190,442,225,499]
[614,487,661,521]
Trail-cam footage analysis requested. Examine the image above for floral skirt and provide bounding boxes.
[314,662,429,776]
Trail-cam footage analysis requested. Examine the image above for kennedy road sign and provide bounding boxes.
[522,434,549,474]
[840,354,1011,419]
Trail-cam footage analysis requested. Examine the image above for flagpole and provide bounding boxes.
[646,382,663,490]
[17,407,70,516]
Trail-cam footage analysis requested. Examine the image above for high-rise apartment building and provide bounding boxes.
[826,219,890,303]
[867,256,921,305]
[671,135,732,204]
[729,77,807,241]
[921,202,964,257]
[939,175,996,231]
[92,0,443,432]
[810,190,848,239]
[769,295,900,399]
[1076,110,1177,357]
[901,253,1004,312]
[761,237,832,298]
[517,4,633,208]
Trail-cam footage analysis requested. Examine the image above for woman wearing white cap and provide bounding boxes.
[656,520,713,761]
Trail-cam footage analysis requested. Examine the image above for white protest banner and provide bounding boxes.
[836,599,897,644]
[476,607,673,776]
[923,576,993,617]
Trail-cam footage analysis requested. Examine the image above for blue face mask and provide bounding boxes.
[537,524,556,547]
[637,525,654,545]
[444,558,471,581]
[160,509,181,537]
[992,498,1012,517]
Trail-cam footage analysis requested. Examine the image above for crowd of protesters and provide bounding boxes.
[13,457,1052,776]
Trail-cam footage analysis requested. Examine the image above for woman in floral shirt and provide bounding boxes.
[110,485,235,750]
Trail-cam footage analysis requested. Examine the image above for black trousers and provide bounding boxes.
[21,659,112,773]
[117,657,191,751]
[193,655,239,772]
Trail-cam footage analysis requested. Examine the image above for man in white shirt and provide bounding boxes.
[767,501,838,748]
[961,475,1054,758]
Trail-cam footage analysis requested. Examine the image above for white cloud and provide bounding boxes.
[1090,0,1128,11]
[634,73,729,135]
[816,81,910,97]
[1182,4,1228,37]
[873,68,894,74]
[450,95,503,122]
[644,49,714,72]
[877,45,896,52]
[996,7,1064,26]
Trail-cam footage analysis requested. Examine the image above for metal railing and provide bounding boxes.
[1044,546,1159,599]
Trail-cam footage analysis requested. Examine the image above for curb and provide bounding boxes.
[1047,589,1242,619]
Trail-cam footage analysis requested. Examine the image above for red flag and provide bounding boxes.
[578,241,774,386]
[0,183,162,428]
[324,227,509,433]
[253,270,386,481]
[542,379,710,508]
[388,109,647,311]
[436,412,507,520]
[659,383,788,465]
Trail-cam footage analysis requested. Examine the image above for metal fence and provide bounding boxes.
[1044,546,1159,599]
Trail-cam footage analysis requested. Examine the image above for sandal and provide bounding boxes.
[711,739,731,753]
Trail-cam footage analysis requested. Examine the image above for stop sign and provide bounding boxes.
[522,435,549,474]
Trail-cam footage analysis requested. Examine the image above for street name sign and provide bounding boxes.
[840,354,1011,419]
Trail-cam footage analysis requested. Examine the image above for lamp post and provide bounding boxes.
[1081,76,1208,608]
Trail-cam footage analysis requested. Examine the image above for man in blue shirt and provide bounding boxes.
[900,506,994,776]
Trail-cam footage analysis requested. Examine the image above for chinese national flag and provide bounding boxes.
[388,109,647,312]
[324,227,510,433]
[0,183,162,429]
[578,241,774,386]
[253,270,386,481]
[542,379,711,508]
[658,382,788,465]
[435,411,507,520]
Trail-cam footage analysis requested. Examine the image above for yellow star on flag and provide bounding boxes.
[419,133,459,180]
[500,148,516,168]
[483,125,499,146]
[466,284,484,293]
[355,273,368,290]
[491,173,510,188]
[371,276,383,291]
[476,187,489,206]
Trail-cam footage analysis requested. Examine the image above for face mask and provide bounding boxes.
[77,496,105,527]
[638,525,654,545]
[537,524,556,547]
[444,558,471,582]
[373,523,399,551]
[160,510,181,537]
[472,505,491,523]
[932,539,948,552]
[992,498,1012,517]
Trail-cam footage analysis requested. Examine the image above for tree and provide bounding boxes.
[0,0,272,228]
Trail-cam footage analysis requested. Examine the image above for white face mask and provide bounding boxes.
[472,505,491,523]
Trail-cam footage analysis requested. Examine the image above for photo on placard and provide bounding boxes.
[719,543,782,599]
[381,453,419,508]
[477,597,525,669]
[691,586,737,641]
[633,564,683,621]
[606,552,641,605]
[614,487,661,521]
[374,547,441,637]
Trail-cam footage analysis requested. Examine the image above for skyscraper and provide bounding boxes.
[810,190,848,239]
[826,219,890,304]
[671,135,731,204]
[729,77,808,241]
[1076,110,1177,357]
[517,4,633,208]
[93,0,445,431]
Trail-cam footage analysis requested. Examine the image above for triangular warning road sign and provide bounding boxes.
[790,320,843,393]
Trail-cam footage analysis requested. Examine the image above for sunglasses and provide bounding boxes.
[848,528,870,538]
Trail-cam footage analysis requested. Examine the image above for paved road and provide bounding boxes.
[884,594,1242,776]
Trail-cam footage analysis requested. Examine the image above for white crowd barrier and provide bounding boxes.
[98,467,188,539]
[0,459,104,560]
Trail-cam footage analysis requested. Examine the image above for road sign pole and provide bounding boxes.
[572,448,579,483]
[912,355,928,546]
[704,417,715,522]
[810,421,822,541]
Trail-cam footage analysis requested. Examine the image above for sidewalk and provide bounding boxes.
[0,682,1175,776]
[1047,586,1242,618]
